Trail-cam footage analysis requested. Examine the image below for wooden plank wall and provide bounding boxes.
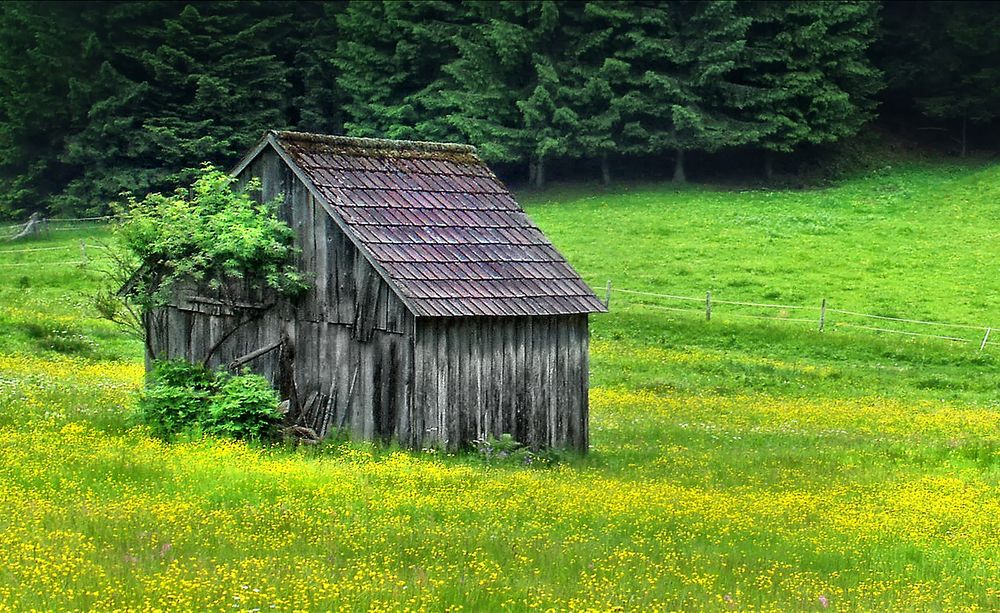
[150,147,415,443]
[149,146,591,452]
[413,314,589,452]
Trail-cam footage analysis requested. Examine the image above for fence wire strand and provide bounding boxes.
[0,245,74,254]
[833,322,972,343]
[824,307,986,330]
[0,260,87,268]
[631,303,706,315]
[609,282,992,348]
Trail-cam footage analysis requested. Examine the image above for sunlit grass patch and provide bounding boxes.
[1,163,999,609]
[0,402,997,610]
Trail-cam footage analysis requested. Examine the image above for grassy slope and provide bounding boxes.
[0,162,998,611]
[524,162,1000,407]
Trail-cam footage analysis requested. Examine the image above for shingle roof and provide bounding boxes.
[262,130,606,317]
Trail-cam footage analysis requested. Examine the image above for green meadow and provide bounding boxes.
[0,161,998,611]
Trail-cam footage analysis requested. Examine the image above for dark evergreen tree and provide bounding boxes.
[744,1,883,178]
[599,1,762,183]
[434,1,582,187]
[59,2,292,212]
[0,2,90,216]
[558,1,627,185]
[334,0,464,141]
[880,1,1000,156]
[294,2,345,134]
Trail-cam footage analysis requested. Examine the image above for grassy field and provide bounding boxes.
[0,160,998,611]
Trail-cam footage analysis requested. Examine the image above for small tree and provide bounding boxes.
[96,164,306,348]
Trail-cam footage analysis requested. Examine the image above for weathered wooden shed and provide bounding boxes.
[145,130,606,451]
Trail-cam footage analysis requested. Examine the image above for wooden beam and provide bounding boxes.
[229,340,283,370]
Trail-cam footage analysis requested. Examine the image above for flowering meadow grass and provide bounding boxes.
[1,162,999,610]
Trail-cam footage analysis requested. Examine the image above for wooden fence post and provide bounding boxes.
[706,291,711,321]
[604,280,612,309]
[819,298,827,332]
[981,327,992,351]
[80,241,88,266]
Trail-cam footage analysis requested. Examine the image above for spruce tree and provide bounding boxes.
[434,0,580,187]
[880,1,999,157]
[0,2,89,216]
[61,1,292,212]
[599,1,762,183]
[560,1,629,185]
[334,0,464,141]
[295,2,345,134]
[744,1,882,178]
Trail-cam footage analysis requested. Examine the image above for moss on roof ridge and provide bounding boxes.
[273,130,478,156]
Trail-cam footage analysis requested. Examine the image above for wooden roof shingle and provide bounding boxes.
[243,130,607,317]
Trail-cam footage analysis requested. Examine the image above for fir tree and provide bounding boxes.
[0,2,89,216]
[334,0,464,141]
[744,1,883,178]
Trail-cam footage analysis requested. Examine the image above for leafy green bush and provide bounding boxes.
[137,359,281,442]
[206,371,282,440]
[136,360,214,439]
[114,164,307,309]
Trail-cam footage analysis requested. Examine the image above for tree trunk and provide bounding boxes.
[672,149,686,183]
[528,160,538,186]
[961,116,967,157]
[764,150,774,182]
[535,157,546,189]
[600,152,611,186]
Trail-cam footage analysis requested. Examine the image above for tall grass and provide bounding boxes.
[0,162,997,610]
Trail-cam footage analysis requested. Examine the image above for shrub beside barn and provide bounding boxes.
[145,131,605,450]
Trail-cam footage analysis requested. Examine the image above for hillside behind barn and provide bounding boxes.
[0,159,998,609]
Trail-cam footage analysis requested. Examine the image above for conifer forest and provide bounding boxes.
[1,1,998,217]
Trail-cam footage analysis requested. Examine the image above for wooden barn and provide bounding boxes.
[144,130,606,451]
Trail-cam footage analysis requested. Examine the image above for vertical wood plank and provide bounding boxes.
[340,235,356,325]
[557,317,571,448]
[468,318,482,440]
[525,317,538,449]
[446,321,461,449]
[581,316,590,452]
[334,326,350,436]
[422,320,438,447]
[547,317,558,448]
[565,316,582,451]
[313,195,328,321]
[325,216,340,323]
[435,320,449,448]
[501,319,515,439]
[413,321,428,448]
[394,328,411,446]
[514,318,528,442]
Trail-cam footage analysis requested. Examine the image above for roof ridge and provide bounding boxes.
[272,130,477,155]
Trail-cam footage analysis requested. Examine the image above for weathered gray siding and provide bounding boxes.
[149,147,415,442]
[147,144,592,452]
[413,314,589,452]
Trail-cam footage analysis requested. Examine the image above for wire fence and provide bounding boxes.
[602,281,995,350]
[0,215,117,240]
[0,238,112,272]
